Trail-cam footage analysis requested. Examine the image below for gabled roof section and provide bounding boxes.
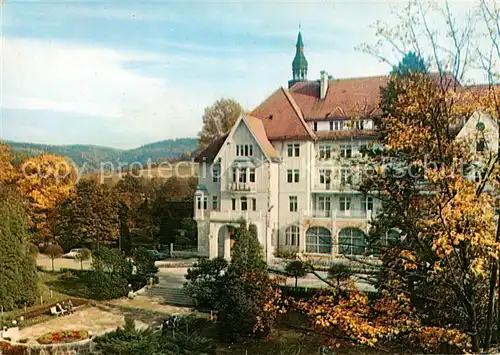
[244,115,279,159]
[250,87,315,140]
[194,133,228,163]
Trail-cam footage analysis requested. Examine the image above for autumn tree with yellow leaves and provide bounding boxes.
[16,154,77,243]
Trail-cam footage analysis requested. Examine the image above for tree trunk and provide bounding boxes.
[51,258,55,272]
[295,277,298,288]
[80,260,83,270]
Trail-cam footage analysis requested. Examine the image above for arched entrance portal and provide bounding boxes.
[218,225,237,259]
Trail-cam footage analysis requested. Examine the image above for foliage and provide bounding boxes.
[44,244,63,272]
[229,222,266,275]
[54,179,119,251]
[198,98,243,151]
[16,153,76,243]
[37,329,88,344]
[361,68,499,350]
[75,248,91,270]
[90,247,132,300]
[390,51,427,76]
[297,287,469,353]
[0,141,15,184]
[184,257,229,310]
[285,260,309,287]
[133,247,159,280]
[94,316,159,355]
[94,315,216,355]
[327,263,354,287]
[0,187,39,311]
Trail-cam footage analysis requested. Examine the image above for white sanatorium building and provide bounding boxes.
[193,32,499,262]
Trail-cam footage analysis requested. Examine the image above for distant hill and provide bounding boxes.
[6,138,199,172]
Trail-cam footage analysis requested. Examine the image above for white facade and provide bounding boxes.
[194,115,383,262]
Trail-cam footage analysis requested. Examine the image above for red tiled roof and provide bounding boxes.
[289,75,388,119]
[244,115,278,159]
[250,88,314,140]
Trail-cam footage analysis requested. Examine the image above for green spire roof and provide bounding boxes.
[292,31,308,81]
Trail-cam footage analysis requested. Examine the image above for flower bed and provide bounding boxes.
[37,329,89,344]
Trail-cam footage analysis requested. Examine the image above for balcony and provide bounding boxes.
[194,208,263,222]
[226,182,256,192]
[301,209,372,220]
[312,182,358,192]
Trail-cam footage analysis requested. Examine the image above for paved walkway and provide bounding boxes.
[15,306,134,344]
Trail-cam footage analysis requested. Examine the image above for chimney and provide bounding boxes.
[320,70,328,100]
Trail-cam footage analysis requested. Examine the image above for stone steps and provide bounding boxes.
[146,286,194,307]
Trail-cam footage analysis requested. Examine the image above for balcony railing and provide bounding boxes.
[226,182,255,192]
[194,208,263,221]
[301,209,373,220]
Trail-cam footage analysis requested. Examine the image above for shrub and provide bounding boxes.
[328,262,354,287]
[90,247,132,300]
[273,246,299,260]
[133,247,159,280]
[75,248,91,270]
[285,260,309,287]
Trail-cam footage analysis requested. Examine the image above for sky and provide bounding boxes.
[0,0,483,149]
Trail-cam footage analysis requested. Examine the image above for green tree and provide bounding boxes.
[90,247,132,300]
[75,248,91,270]
[133,248,158,280]
[285,260,309,288]
[45,244,63,272]
[391,51,427,76]
[184,257,229,310]
[198,98,243,151]
[327,262,354,288]
[54,179,119,251]
[0,187,39,311]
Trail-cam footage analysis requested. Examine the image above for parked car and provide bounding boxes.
[146,250,169,260]
[63,248,84,259]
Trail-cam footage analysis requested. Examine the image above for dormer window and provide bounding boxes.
[356,120,364,130]
[236,144,253,157]
[329,121,334,131]
[313,122,318,131]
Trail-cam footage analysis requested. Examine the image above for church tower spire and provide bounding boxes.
[289,30,308,87]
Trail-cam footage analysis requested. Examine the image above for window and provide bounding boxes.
[381,228,401,248]
[289,196,298,212]
[203,196,208,210]
[287,169,300,183]
[329,121,334,131]
[359,144,367,155]
[249,168,256,183]
[318,196,331,216]
[196,196,202,210]
[287,143,300,157]
[212,196,218,211]
[231,198,236,211]
[239,169,247,183]
[252,198,257,211]
[334,121,339,130]
[306,226,332,254]
[319,169,332,184]
[339,121,344,130]
[477,139,487,152]
[340,196,351,211]
[340,144,352,158]
[232,168,237,182]
[285,225,300,246]
[313,122,318,131]
[236,144,253,156]
[339,228,366,255]
[241,197,248,211]
[355,120,364,130]
[294,143,300,157]
[363,196,373,211]
[212,167,220,183]
[319,144,332,159]
[341,168,352,185]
